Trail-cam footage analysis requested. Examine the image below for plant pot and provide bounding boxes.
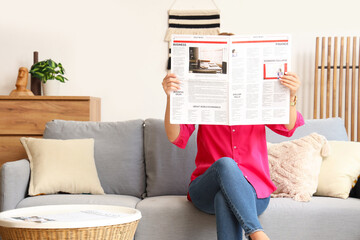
[42,80,60,96]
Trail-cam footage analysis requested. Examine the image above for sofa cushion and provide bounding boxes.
[266,117,348,143]
[268,133,329,202]
[262,197,360,240]
[135,196,216,240]
[315,141,360,199]
[16,194,141,209]
[20,137,104,196]
[43,119,145,198]
[144,119,197,197]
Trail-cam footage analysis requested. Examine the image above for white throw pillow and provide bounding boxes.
[20,137,104,196]
[315,141,360,199]
[267,133,329,202]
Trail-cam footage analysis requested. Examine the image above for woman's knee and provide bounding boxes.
[214,157,242,174]
[256,197,270,216]
[215,157,236,167]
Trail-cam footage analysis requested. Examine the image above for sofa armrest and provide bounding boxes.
[0,159,30,211]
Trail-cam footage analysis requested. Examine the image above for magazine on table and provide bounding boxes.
[11,210,130,223]
[170,34,291,125]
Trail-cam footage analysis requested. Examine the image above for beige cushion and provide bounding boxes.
[20,137,104,196]
[267,133,329,202]
[315,141,360,199]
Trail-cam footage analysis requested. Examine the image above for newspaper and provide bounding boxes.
[170,34,291,125]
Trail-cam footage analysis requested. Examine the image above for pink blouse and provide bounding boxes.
[172,112,305,199]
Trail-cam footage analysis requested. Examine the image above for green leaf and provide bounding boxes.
[42,66,54,73]
[31,61,41,69]
[58,63,65,74]
[31,72,45,80]
[47,59,57,68]
[55,75,65,83]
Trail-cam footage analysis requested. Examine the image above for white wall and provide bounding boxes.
[1,0,360,121]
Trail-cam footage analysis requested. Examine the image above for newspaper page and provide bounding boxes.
[170,34,291,125]
[229,34,291,125]
[170,35,230,125]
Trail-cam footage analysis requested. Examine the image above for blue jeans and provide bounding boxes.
[188,157,270,240]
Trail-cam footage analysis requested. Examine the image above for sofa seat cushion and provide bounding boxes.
[136,196,360,240]
[135,196,216,240]
[262,197,360,240]
[16,194,141,209]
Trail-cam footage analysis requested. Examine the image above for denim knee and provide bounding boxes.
[214,157,243,175]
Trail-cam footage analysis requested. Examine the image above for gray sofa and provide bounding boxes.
[1,118,359,240]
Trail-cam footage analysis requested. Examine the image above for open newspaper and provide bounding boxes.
[170,34,291,125]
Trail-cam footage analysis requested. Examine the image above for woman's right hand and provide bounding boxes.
[162,73,181,97]
[162,73,181,142]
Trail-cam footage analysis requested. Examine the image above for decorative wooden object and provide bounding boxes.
[0,96,101,165]
[9,67,34,97]
[314,36,360,141]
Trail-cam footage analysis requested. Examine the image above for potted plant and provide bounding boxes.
[29,59,68,95]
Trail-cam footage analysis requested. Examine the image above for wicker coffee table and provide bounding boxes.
[0,204,141,240]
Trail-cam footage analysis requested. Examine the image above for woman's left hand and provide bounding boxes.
[279,72,301,98]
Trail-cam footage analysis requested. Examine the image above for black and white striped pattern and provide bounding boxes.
[164,9,220,41]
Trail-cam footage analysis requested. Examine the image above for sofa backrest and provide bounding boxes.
[43,117,349,198]
[144,117,349,197]
[143,119,197,197]
[266,117,349,143]
[43,119,146,198]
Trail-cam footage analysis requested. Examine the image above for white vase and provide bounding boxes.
[42,80,60,96]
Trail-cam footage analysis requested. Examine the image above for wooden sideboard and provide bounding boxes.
[0,96,101,166]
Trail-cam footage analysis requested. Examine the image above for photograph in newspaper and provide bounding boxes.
[189,47,227,74]
[170,34,291,125]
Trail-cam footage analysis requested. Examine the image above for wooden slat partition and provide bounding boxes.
[314,36,360,141]
[358,43,360,141]
[332,37,338,117]
[320,37,326,119]
[345,37,350,135]
[351,37,357,140]
[326,37,331,118]
[339,37,344,119]
[314,37,320,119]
[358,43,360,142]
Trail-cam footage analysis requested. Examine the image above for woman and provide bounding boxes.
[162,72,304,240]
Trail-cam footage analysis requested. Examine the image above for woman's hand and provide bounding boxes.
[279,72,301,99]
[162,73,181,97]
[162,73,181,142]
[279,72,300,130]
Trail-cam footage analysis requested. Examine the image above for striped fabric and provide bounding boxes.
[164,9,220,41]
